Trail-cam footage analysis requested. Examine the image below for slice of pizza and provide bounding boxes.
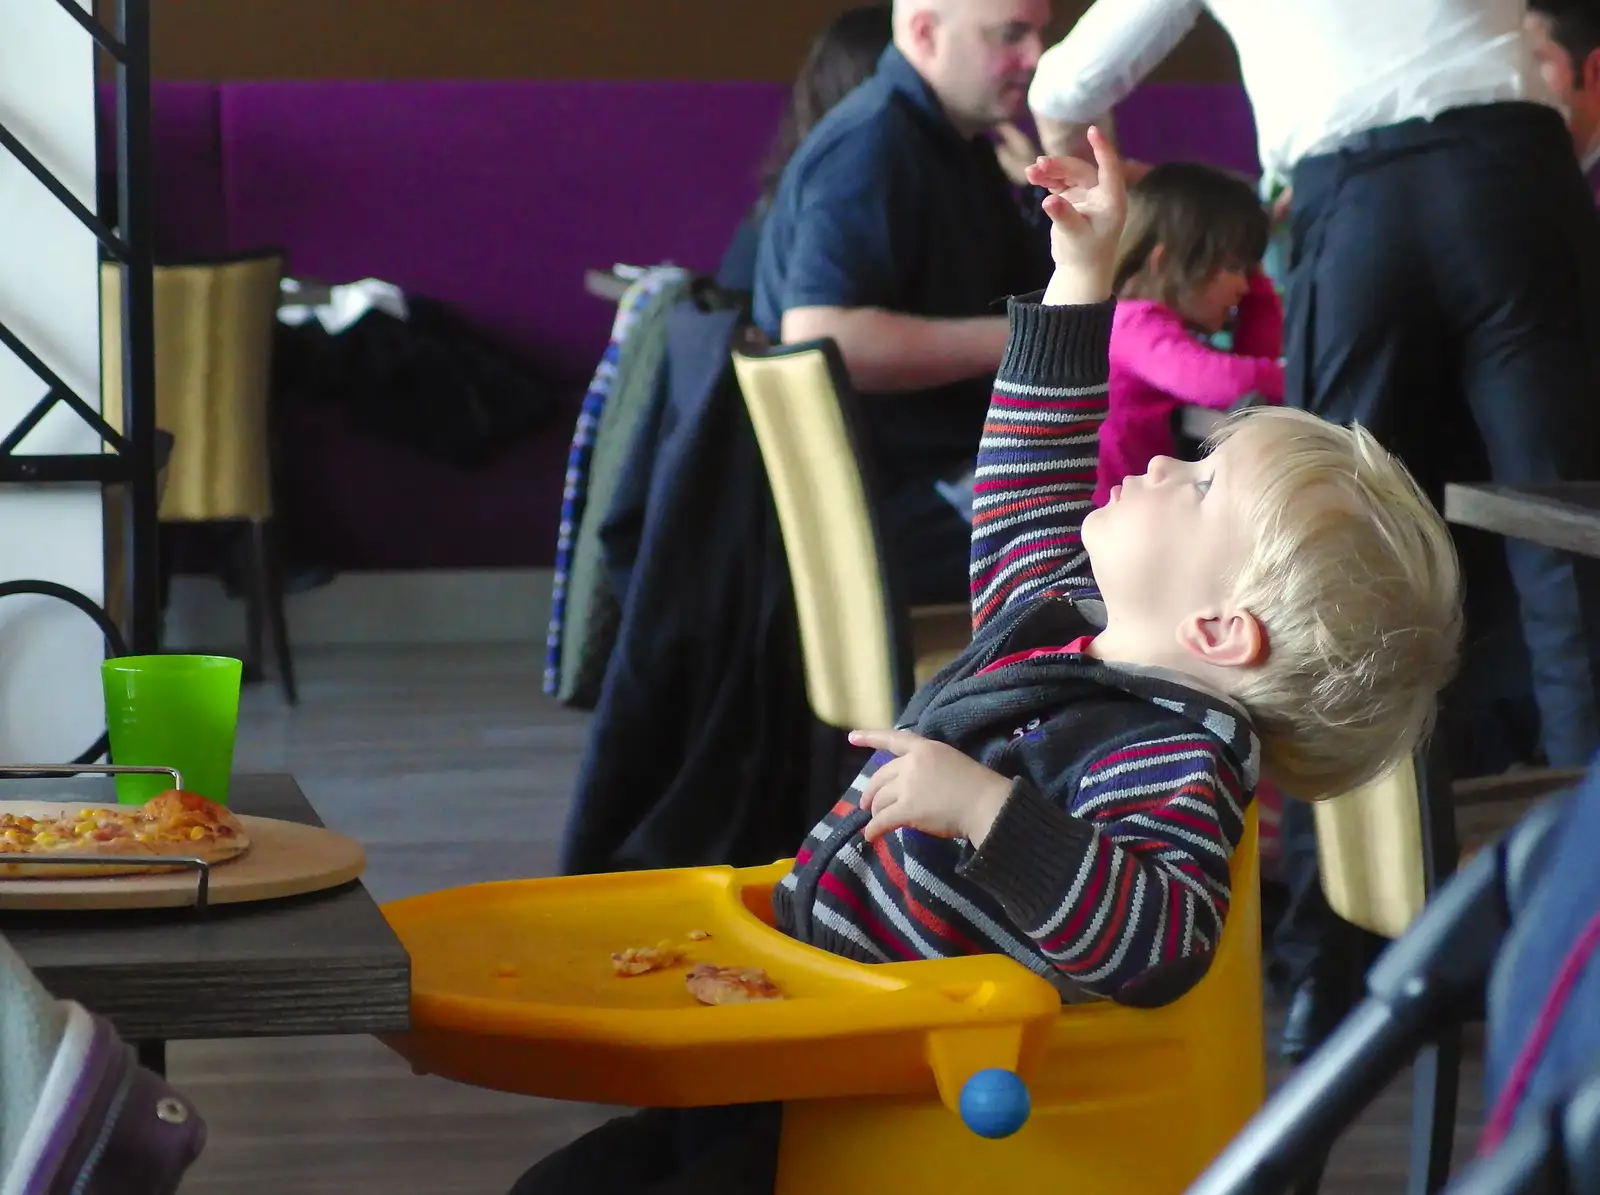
[0,792,250,879]
[685,963,784,1005]
[140,789,249,843]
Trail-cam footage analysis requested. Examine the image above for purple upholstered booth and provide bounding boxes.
[219,81,790,382]
[111,79,1255,571]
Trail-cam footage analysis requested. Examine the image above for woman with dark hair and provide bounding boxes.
[716,4,893,290]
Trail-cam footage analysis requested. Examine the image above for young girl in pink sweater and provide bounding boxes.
[1098,162,1284,506]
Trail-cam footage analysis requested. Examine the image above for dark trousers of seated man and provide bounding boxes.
[879,478,973,607]
[1271,98,1600,1052]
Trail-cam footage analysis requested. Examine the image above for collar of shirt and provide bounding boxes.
[875,44,988,152]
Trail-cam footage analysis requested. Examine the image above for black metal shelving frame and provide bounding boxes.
[0,0,158,653]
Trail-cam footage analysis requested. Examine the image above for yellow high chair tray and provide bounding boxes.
[384,817,1264,1195]
[381,859,1065,1111]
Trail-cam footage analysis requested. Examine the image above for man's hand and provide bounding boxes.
[994,122,1041,187]
[1271,185,1293,224]
[849,729,1013,846]
[1023,125,1128,304]
[1034,114,1090,162]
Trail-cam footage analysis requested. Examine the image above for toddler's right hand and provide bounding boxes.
[1024,126,1127,306]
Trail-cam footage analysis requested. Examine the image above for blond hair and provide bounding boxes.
[1210,407,1462,800]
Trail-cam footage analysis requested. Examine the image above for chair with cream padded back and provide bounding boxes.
[728,328,971,732]
[1296,744,1584,1195]
[101,250,297,703]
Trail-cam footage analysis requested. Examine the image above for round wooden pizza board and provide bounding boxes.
[0,802,365,911]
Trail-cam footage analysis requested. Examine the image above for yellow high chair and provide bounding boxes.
[381,333,1266,1195]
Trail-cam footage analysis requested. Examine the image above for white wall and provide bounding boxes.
[0,1,111,765]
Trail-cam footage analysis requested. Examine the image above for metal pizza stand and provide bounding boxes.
[0,763,364,911]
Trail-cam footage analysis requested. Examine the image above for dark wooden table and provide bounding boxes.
[1444,482,1600,559]
[0,774,410,1068]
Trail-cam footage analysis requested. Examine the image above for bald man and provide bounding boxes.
[752,0,1055,606]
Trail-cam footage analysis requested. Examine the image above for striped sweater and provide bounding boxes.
[772,296,1260,1007]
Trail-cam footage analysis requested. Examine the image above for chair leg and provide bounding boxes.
[1417,719,1461,892]
[240,523,266,685]
[1406,713,1462,1195]
[1293,1149,1330,1195]
[1407,1026,1461,1195]
[250,519,298,706]
[1286,953,1363,1195]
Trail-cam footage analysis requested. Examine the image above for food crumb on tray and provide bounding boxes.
[685,963,784,1005]
[610,942,684,977]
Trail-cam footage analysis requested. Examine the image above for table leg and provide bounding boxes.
[137,1039,167,1076]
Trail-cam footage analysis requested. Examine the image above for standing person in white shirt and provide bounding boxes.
[1027,0,1600,1064]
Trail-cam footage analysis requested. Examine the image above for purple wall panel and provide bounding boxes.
[1113,82,1260,178]
[218,80,787,382]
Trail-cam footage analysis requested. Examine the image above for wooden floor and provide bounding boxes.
[165,644,1484,1194]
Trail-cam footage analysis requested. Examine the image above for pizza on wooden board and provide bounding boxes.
[0,790,251,878]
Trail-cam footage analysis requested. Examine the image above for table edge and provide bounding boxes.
[1443,482,1600,557]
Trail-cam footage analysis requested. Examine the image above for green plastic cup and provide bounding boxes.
[102,655,243,805]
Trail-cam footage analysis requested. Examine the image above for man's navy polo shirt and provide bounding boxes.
[752,46,1052,493]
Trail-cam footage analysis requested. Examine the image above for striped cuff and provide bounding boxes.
[997,298,1113,393]
[956,777,1096,927]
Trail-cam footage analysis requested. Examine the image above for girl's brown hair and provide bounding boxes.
[1113,162,1270,309]
[758,5,894,209]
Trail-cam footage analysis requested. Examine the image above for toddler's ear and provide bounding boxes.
[1176,608,1266,671]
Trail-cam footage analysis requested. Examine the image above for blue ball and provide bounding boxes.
[958,1068,1031,1139]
